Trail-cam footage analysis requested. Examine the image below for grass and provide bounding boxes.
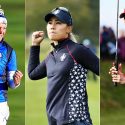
[101,109,125,125]
[100,59,125,125]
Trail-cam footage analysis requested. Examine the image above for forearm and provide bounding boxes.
[7,71,20,89]
[28,46,47,80]
[28,46,40,73]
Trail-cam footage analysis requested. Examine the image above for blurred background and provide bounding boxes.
[26,0,99,125]
[0,0,25,125]
[100,0,125,125]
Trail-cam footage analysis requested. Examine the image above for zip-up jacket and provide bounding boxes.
[28,39,99,125]
[0,40,17,102]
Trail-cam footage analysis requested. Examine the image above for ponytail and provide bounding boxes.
[69,32,78,43]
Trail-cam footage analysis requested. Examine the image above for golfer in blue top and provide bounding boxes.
[0,8,23,125]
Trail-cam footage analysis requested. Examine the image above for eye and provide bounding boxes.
[56,21,62,24]
[48,21,52,24]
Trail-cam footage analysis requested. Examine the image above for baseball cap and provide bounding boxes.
[45,7,73,26]
[120,9,125,18]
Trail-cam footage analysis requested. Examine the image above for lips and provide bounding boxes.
[49,31,56,35]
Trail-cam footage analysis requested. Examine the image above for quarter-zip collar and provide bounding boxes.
[51,38,71,50]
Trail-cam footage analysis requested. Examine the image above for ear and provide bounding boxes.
[66,26,72,34]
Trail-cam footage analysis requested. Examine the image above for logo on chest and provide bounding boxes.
[60,53,66,61]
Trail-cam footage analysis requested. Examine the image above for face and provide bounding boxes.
[0,23,7,41]
[47,16,72,41]
[124,18,125,23]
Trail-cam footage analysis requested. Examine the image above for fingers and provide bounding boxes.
[118,63,122,72]
[14,70,23,86]
[112,62,115,67]
[15,70,23,78]
[112,74,120,83]
[109,63,125,84]
[32,31,44,39]
[109,66,117,75]
[32,31,44,41]
[32,31,45,45]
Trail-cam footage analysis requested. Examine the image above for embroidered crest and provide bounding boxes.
[53,9,60,15]
[60,53,66,61]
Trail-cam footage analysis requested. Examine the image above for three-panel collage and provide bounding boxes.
[0,0,125,125]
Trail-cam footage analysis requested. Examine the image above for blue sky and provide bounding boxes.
[100,0,125,33]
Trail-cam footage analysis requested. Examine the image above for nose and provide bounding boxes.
[50,22,55,30]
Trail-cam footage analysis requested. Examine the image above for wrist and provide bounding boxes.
[32,42,40,46]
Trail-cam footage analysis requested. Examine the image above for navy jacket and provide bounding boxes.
[28,39,99,125]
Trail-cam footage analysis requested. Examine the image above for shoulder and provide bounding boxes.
[3,41,13,49]
[67,40,89,53]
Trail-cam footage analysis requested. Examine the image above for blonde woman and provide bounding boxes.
[28,7,99,125]
[0,8,23,125]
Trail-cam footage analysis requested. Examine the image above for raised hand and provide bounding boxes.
[109,63,125,84]
[14,70,23,86]
[32,31,45,46]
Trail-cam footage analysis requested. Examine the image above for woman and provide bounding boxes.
[109,9,125,85]
[28,7,99,125]
[0,8,23,125]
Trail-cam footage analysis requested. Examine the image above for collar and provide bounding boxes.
[0,39,4,47]
[51,38,71,50]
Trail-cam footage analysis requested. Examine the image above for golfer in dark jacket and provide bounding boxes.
[28,7,99,125]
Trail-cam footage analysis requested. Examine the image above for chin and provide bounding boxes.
[0,37,3,41]
[49,37,59,41]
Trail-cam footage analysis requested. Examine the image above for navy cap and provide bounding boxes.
[120,9,125,18]
[45,7,73,26]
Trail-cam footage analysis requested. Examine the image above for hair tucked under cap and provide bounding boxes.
[0,8,7,26]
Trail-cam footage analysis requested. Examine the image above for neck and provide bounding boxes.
[53,41,58,45]
[0,38,3,42]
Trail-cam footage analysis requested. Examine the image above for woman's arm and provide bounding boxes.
[75,44,99,75]
[28,46,47,80]
[7,50,18,88]
[28,31,47,80]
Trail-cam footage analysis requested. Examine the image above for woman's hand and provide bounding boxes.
[32,31,45,46]
[14,70,23,86]
[109,63,125,84]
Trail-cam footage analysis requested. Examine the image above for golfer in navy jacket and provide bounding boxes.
[28,7,99,125]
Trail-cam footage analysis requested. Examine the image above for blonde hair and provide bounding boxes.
[69,32,78,43]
